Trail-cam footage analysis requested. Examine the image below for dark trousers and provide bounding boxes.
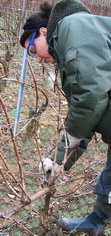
[94,144,111,204]
[94,100,111,204]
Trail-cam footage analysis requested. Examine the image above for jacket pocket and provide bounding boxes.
[65,48,78,64]
[65,48,78,85]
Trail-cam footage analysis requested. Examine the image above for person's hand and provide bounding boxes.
[39,158,60,174]
[67,132,82,148]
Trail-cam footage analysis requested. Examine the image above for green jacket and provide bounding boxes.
[47,0,111,169]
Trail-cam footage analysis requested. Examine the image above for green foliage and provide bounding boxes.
[35,199,43,208]
[0,191,6,199]
[79,198,86,206]
[0,79,7,93]
[98,143,107,152]
[24,164,32,171]
[25,87,32,93]
[26,219,39,229]
[29,94,34,100]
[59,211,74,218]
[20,139,35,149]
[8,83,14,89]
[13,90,18,95]
[62,185,70,194]
[4,147,16,164]
[94,165,102,172]
[76,164,84,172]
[20,209,29,218]
[71,203,78,210]
[72,209,81,217]
[11,231,22,236]
[5,156,16,164]
[85,150,93,158]
[1,204,9,211]
[25,177,33,185]
[79,205,89,215]
[26,185,38,193]
[86,197,95,205]
[40,126,55,147]
[105,226,111,234]
[22,150,32,158]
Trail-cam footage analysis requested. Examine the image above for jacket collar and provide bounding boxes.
[47,0,90,43]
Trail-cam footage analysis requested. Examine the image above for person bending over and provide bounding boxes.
[20,1,111,235]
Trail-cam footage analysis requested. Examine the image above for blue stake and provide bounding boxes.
[14,49,28,136]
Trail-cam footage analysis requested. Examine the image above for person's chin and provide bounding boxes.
[45,57,55,64]
[49,59,55,64]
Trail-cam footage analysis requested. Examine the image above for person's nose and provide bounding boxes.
[35,55,41,62]
[35,55,45,63]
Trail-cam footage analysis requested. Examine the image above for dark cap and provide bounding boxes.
[20,12,48,47]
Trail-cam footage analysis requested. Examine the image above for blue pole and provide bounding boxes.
[14,49,28,136]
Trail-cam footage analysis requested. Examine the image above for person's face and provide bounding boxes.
[25,27,55,64]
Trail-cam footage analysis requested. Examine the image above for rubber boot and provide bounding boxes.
[57,197,111,235]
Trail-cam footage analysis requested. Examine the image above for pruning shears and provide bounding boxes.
[43,170,52,186]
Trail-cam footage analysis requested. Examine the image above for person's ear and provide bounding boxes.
[39,27,47,37]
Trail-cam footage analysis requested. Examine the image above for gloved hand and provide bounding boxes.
[67,132,82,148]
[39,158,60,174]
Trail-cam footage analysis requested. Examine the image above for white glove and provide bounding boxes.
[67,132,82,148]
[39,158,60,174]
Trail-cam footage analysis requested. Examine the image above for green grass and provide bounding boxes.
[25,177,33,185]
[0,191,6,199]
[105,227,111,234]
[98,143,107,152]
[20,209,29,218]
[19,139,36,149]
[26,185,38,193]
[85,150,93,159]
[79,205,89,215]
[59,211,74,218]
[62,185,70,194]
[94,165,103,172]
[24,164,32,171]
[86,196,95,205]
[35,199,43,208]
[26,219,39,229]
[11,231,22,236]
[1,204,9,211]
[8,83,14,89]
[71,203,78,210]
[22,150,32,157]
[76,164,84,173]
[79,198,86,207]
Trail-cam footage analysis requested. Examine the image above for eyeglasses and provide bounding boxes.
[27,32,37,56]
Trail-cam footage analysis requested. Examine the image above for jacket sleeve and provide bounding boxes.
[64,48,108,139]
[52,134,93,170]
